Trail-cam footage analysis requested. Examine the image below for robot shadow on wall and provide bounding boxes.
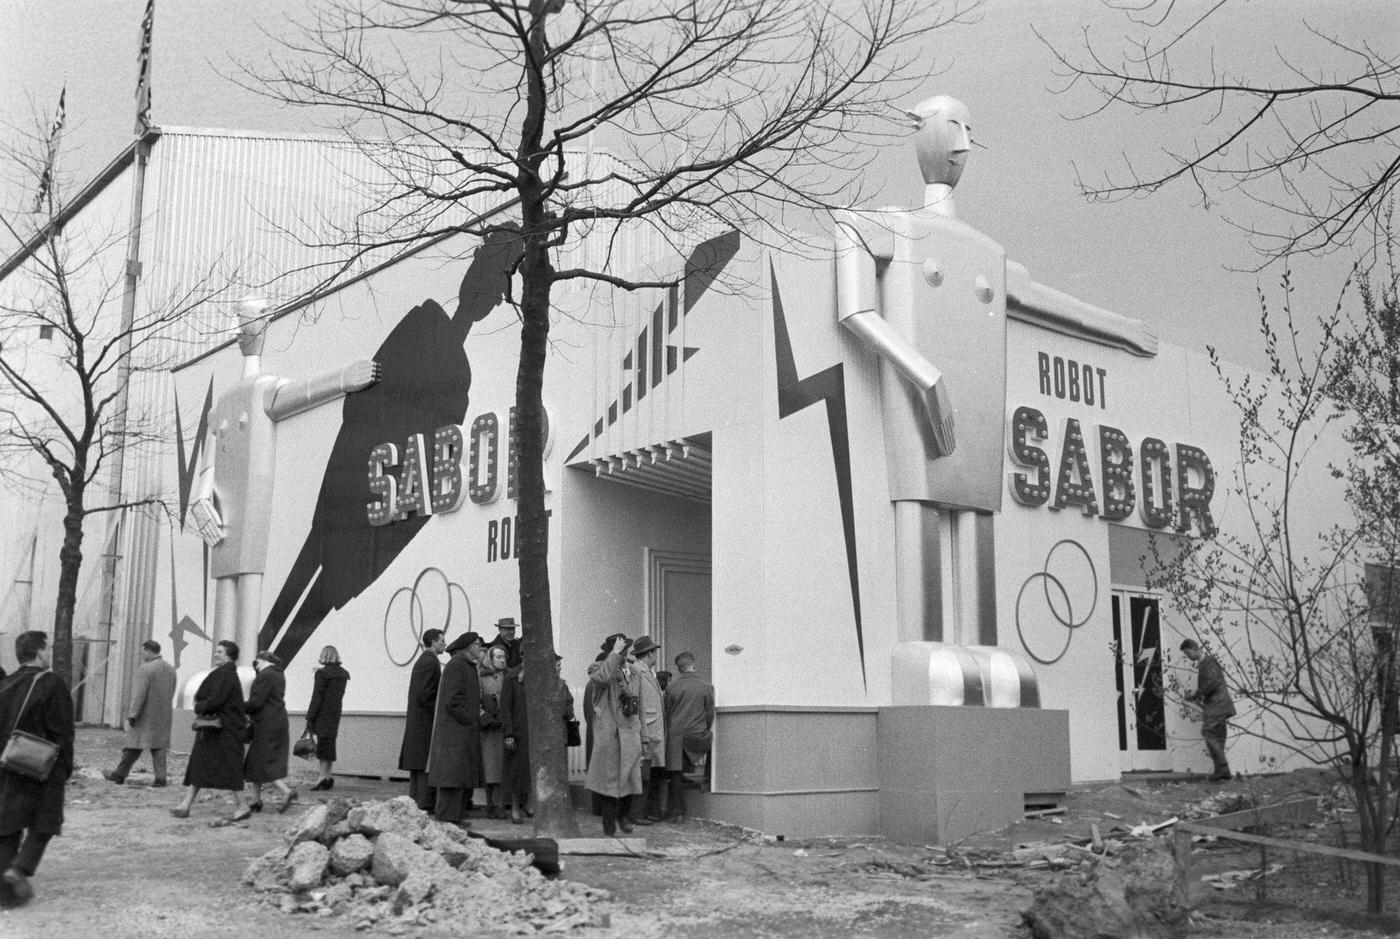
[180,230,522,668]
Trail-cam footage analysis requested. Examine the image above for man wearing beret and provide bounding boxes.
[428,632,486,824]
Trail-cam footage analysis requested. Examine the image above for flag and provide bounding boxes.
[134,0,154,135]
[33,86,66,213]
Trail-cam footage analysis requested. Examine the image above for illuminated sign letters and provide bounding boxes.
[366,406,551,526]
[1008,404,1216,536]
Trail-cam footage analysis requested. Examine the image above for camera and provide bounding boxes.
[619,690,640,718]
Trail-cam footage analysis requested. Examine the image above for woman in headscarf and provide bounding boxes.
[243,650,297,813]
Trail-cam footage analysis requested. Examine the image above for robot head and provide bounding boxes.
[906,95,972,189]
[235,297,272,357]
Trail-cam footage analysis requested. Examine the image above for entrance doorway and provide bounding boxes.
[645,549,712,677]
[1111,591,1169,772]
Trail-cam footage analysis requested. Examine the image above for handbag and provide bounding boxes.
[0,674,60,782]
[293,730,318,760]
[565,718,581,748]
[191,715,222,731]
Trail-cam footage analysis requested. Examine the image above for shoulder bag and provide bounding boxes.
[191,715,222,731]
[0,674,60,782]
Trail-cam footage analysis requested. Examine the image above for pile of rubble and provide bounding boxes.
[244,796,608,934]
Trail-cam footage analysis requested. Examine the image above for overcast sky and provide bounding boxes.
[2,0,1395,368]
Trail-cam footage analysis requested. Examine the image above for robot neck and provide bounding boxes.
[242,355,262,378]
[920,183,957,218]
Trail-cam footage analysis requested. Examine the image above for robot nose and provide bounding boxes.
[954,122,972,153]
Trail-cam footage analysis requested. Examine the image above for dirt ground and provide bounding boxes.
[1,727,1396,938]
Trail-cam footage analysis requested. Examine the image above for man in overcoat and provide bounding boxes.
[1181,639,1237,781]
[399,628,445,810]
[104,639,177,786]
[629,635,667,825]
[663,651,714,822]
[0,631,74,907]
[427,632,485,824]
[584,634,644,836]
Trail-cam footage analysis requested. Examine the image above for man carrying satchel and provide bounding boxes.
[0,631,74,907]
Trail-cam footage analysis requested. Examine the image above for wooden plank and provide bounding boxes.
[1189,798,1319,832]
[555,837,648,856]
[1177,821,1400,868]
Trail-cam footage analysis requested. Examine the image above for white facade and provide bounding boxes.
[0,128,1352,836]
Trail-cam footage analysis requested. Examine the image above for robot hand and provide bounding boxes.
[343,359,382,393]
[921,379,956,458]
[190,496,226,548]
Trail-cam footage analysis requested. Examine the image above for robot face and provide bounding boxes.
[910,95,972,188]
[235,298,271,357]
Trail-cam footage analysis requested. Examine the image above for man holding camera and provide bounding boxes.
[583,633,644,837]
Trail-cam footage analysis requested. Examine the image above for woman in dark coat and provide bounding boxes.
[173,640,250,821]
[306,645,349,790]
[0,630,74,907]
[500,665,529,824]
[243,651,296,813]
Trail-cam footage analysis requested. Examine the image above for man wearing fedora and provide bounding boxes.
[492,617,523,670]
[630,635,668,825]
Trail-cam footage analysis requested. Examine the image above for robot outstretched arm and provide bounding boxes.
[835,217,956,457]
[267,360,382,421]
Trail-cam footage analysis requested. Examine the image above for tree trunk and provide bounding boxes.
[515,225,579,837]
[1352,761,1388,914]
[52,492,86,688]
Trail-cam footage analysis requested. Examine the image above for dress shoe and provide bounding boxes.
[1208,771,1233,781]
[310,778,333,791]
[170,806,190,819]
[617,816,634,834]
[630,816,654,826]
[249,801,263,813]
[277,790,300,814]
[102,770,125,785]
[152,779,169,788]
[231,807,253,823]
[3,868,33,906]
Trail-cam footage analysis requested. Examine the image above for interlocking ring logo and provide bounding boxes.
[383,567,472,667]
[1015,539,1098,665]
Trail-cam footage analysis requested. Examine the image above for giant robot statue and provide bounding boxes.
[836,95,1006,656]
[188,300,381,675]
[835,94,1157,707]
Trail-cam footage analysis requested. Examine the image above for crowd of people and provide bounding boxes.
[582,634,715,837]
[0,620,716,907]
[398,618,569,826]
[167,639,348,820]
[398,618,715,836]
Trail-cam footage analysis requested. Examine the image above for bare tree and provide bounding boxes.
[1149,261,1400,913]
[249,0,970,836]
[1041,0,1400,260]
[0,117,234,687]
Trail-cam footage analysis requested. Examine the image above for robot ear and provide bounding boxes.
[900,109,924,129]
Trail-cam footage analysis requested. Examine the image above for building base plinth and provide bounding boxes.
[877,705,1070,844]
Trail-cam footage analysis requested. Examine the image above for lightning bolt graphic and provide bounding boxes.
[566,231,741,462]
[770,261,865,688]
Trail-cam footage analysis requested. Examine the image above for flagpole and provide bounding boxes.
[101,0,157,727]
